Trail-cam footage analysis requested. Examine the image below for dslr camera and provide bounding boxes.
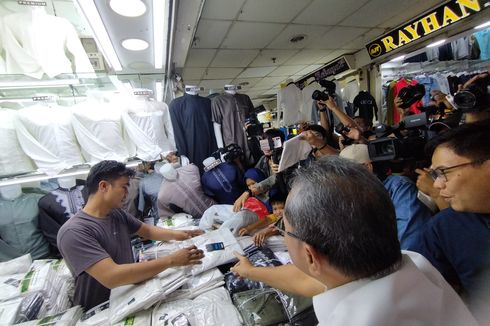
[213,143,244,163]
[453,73,489,112]
[335,123,355,146]
[311,79,337,102]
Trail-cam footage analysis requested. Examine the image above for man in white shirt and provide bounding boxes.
[231,156,478,325]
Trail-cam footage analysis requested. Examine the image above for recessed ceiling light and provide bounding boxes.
[110,0,146,17]
[426,39,446,48]
[122,38,149,51]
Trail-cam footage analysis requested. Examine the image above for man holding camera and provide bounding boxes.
[408,120,490,324]
[231,157,477,325]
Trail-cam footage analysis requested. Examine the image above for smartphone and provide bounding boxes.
[205,242,225,252]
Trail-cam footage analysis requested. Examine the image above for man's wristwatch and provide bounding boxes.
[318,108,327,113]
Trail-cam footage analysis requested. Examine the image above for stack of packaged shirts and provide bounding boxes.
[265,235,287,252]
[0,254,32,276]
[145,228,243,276]
[152,287,242,326]
[112,309,152,326]
[109,268,188,324]
[156,213,196,230]
[15,306,83,326]
[0,297,23,324]
[165,268,224,301]
[76,301,110,326]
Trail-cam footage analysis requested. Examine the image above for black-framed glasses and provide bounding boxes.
[275,224,304,242]
[428,159,487,182]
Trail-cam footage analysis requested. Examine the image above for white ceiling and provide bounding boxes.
[182,0,443,102]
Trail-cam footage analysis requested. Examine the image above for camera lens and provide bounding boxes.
[312,90,329,101]
[376,141,395,156]
[454,90,477,111]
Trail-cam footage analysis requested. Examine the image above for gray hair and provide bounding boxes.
[285,156,401,279]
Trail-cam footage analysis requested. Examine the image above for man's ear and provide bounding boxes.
[363,162,374,173]
[303,243,325,279]
[99,180,110,193]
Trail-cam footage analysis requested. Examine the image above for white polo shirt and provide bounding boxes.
[313,251,478,326]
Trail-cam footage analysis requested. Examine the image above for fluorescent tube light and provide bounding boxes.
[155,81,163,101]
[426,39,446,48]
[474,21,490,29]
[153,0,169,69]
[390,55,406,62]
[0,79,80,89]
[75,0,122,71]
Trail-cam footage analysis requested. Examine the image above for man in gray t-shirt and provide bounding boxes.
[57,161,204,310]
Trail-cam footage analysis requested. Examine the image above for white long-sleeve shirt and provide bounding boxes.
[0,8,94,79]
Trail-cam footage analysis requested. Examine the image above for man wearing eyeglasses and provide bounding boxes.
[231,156,477,325]
[408,119,490,324]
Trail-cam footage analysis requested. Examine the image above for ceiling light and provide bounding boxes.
[110,0,146,17]
[474,21,490,29]
[390,55,406,62]
[122,38,149,51]
[153,0,170,69]
[426,39,446,48]
[75,0,122,71]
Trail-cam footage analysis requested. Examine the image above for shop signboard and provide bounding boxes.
[365,0,485,60]
[295,56,351,89]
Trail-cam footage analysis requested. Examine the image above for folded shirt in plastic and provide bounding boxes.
[15,306,83,326]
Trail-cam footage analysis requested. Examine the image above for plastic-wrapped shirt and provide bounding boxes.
[15,105,85,175]
[0,109,35,177]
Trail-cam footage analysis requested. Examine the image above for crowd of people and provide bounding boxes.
[57,71,489,324]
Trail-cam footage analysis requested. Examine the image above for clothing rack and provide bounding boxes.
[381,60,488,80]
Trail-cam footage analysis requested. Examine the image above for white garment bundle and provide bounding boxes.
[157,213,195,230]
[0,109,35,177]
[199,205,259,236]
[109,268,187,324]
[0,273,25,302]
[112,309,152,326]
[150,229,244,276]
[0,297,23,325]
[273,251,292,265]
[15,106,84,175]
[265,236,287,252]
[15,306,83,326]
[0,254,32,276]
[71,101,135,163]
[75,301,109,326]
[152,287,242,326]
[0,8,94,79]
[165,268,224,301]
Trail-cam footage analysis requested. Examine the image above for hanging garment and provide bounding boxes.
[157,164,216,219]
[414,76,441,106]
[0,109,35,177]
[432,73,451,95]
[451,37,471,59]
[15,106,85,175]
[201,162,244,205]
[438,43,454,61]
[474,28,490,60]
[211,93,254,164]
[169,93,217,171]
[71,101,135,163]
[38,185,85,255]
[123,98,176,160]
[301,82,322,123]
[342,81,360,117]
[0,8,94,79]
[0,193,49,261]
[353,91,378,122]
[469,34,481,59]
[277,84,303,126]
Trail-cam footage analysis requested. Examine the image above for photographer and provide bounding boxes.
[231,157,477,325]
[300,124,338,159]
[408,120,490,324]
[233,129,284,212]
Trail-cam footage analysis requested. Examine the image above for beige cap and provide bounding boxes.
[339,144,371,164]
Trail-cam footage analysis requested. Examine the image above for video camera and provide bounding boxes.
[311,79,337,102]
[453,73,489,113]
[259,136,283,164]
[368,113,429,162]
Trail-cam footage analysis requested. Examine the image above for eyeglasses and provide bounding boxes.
[274,224,304,242]
[428,159,487,181]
